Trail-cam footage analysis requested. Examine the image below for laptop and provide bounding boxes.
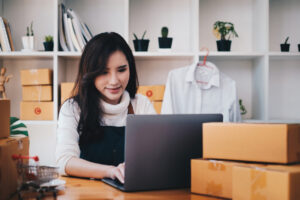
[102,114,223,192]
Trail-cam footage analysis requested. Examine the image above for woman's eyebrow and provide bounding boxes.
[118,65,127,69]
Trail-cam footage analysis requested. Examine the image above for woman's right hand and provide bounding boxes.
[107,163,125,184]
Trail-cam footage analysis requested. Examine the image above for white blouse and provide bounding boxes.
[55,91,156,175]
[161,62,241,122]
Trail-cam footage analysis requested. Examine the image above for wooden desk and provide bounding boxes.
[56,177,221,200]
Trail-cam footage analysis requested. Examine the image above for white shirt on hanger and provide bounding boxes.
[161,61,241,122]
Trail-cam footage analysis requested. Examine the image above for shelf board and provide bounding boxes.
[0,51,54,59]
[199,51,265,59]
[20,120,57,126]
[133,51,195,60]
[243,119,300,123]
[268,52,300,59]
[57,51,82,58]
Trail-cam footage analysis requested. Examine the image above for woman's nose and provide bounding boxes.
[109,72,119,85]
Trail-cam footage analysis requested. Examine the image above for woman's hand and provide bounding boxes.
[107,163,125,183]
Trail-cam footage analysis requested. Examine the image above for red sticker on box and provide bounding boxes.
[34,107,42,115]
[146,90,153,97]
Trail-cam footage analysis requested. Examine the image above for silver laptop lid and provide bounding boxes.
[124,114,223,191]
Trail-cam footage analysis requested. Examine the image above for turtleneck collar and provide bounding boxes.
[100,90,130,115]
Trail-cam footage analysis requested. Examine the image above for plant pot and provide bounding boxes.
[158,37,173,48]
[216,40,232,51]
[298,44,300,52]
[133,39,149,51]
[21,36,34,51]
[43,41,54,51]
[280,44,290,52]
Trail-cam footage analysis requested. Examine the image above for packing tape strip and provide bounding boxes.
[208,160,226,171]
[251,167,267,200]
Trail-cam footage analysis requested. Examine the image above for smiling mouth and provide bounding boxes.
[107,86,121,93]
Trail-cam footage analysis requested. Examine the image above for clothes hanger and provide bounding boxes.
[195,47,213,84]
[198,47,213,69]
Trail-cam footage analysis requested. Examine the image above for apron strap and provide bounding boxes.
[128,102,134,114]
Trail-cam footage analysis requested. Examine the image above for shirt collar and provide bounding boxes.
[185,61,220,88]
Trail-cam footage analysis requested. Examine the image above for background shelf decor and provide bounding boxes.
[0,0,299,165]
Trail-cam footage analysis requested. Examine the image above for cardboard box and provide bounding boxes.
[0,99,10,139]
[22,85,53,101]
[152,101,162,114]
[20,102,53,120]
[61,82,75,104]
[233,164,300,200]
[138,85,165,101]
[191,159,262,199]
[20,69,53,86]
[0,136,29,200]
[203,123,300,164]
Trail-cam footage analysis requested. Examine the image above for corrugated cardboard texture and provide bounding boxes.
[203,123,300,164]
[20,102,53,120]
[22,85,53,101]
[61,82,75,104]
[20,69,53,86]
[233,165,300,200]
[137,85,165,101]
[152,101,162,114]
[191,159,263,199]
[0,100,10,139]
[0,136,29,200]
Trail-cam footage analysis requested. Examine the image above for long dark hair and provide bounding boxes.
[72,32,138,145]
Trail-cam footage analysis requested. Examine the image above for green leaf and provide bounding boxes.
[10,117,20,125]
[10,130,28,137]
[11,123,27,131]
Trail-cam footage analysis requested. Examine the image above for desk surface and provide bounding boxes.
[55,177,221,200]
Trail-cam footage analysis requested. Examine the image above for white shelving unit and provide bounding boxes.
[1,0,299,123]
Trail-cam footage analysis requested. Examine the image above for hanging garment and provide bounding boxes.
[161,61,241,122]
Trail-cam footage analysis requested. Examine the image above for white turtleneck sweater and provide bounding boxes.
[55,91,156,175]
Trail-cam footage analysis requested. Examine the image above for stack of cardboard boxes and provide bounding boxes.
[60,83,165,114]
[0,100,29,200]
[20,69,53,120]
[137,85,165,114]
[191,123,300,199]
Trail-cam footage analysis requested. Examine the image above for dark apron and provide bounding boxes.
[79,103,134,166]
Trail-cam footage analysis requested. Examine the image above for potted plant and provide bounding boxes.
[239,99,247,116]
[298,43,300,52]
[22,21,34,51]
[280,37,290,52]
[213,21,238,51]
[43,35,54,51]
[133,31,149,52]
[158,26,173,49]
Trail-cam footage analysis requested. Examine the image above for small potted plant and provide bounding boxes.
[22,21,34,51]
[298,43,300,52]
[239,99,247,116]
[43,35,54,51]
[158,26,173,49]
[213,21,238,51]
[133,31,149,52]
[280,37,290,52]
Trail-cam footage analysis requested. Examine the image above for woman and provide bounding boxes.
[56,32,156,183]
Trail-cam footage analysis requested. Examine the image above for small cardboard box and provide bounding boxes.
[191,159,262,199]
[61,82,75,104]
[203,123,300,164]
[233,164,300,200]
[22,85,53,101]
[0,136,29,200]
[20,102,53,120]
[0,99,10,139]
[152,101,162,114]
[138,85,165,101]
[20,69,53,86]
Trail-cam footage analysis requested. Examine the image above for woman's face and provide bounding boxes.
[94,50,130,105]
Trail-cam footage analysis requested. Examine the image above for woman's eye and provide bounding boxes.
[102,71,108,75]
[118,68,127,72]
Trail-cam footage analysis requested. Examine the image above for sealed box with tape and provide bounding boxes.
[233,164,300,200]
[20,69,52,86]
[20,102,53,120]
[203,123,300,164]
[191,159,262,199]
